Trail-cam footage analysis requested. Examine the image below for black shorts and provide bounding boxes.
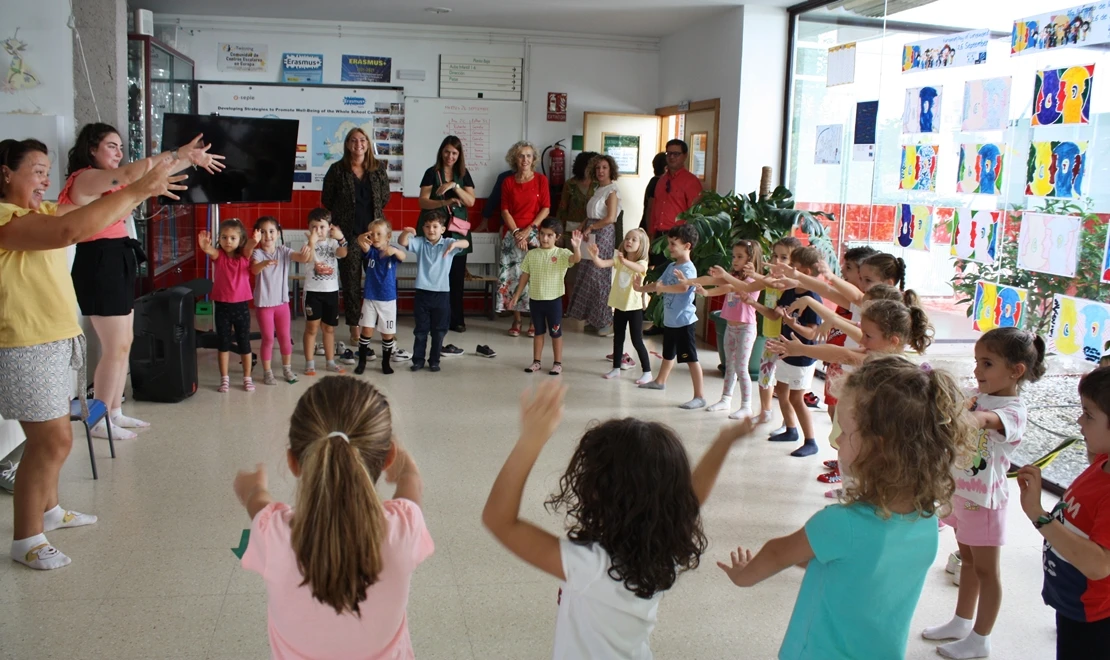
[662,323,698,363]
[304,290,340,327]
[71,238,141,317]
[530,299,563,338]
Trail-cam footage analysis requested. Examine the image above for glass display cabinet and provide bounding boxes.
[127,34,196,292]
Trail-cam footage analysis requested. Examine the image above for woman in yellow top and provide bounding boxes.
[0,138,183,570]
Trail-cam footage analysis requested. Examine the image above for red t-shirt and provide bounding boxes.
[500,173,550,232]
[1042,455,1110,622]
[650,168,702,235]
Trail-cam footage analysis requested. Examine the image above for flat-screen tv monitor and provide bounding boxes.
[159,113,298,204]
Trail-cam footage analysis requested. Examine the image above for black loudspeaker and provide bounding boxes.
[130,286,198,403]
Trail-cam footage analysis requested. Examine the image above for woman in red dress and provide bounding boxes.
[496,141,550,337]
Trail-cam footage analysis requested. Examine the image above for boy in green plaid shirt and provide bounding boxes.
[511,218,583,375]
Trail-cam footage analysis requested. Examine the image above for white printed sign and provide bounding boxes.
[217,43,269,72]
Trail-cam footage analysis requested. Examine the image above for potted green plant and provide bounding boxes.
[644,185,837,375]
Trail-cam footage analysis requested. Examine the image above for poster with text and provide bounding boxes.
[827,43,856,86]
[896,204,933,250]
[902,29,990,72]
[217,43,268,72]
[341,55,392,84]
[950,208,1000,264]
[1026,141,1087,198]
[1012,3,1110,56]
[1033,64,1094,125]
[1049,294,1110,364]
[900,144,939,191]
[1017,212,1081,277]
[973,282,1028,332]
[903,86,943,133]
[281,53,323,84]
[853,100,878,161]
[962,77,1012,131]
[957,143,1004,194]
[1102,229,1110,283]
[815,125,843,164]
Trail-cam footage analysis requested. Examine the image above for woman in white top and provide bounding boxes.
[566,154,622,335]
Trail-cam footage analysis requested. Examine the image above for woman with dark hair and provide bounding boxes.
[60,122,222,439]
[556,151,598,238]
[567,154,621,336]
[418,135,476,333]
[496,141,550,337]
[0,138,183,569]
[321,128,391,348]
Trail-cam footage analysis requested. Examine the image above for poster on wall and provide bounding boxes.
[950,208,1000,264]
[1026,141,1087,198]
[814,125,843,164]
[546,92,567,121]
[957,143,1004,194]
[1012,3,1110,56]
[902,28,990,72]
[896,204,933,250]
[903,86,942,133]
[900,144,939,191]
[341,55,392,84]
[217,43,268,72]
[1049,294,1110,364]
[1017,212,1081,277]
[282,53,323,84]
[962,77,1012,131]
[827,42,856,86]
[853,101,878,161]
[691,132,708,179]
[973,282,1028,332]
[603,134,640,175]
[197,83,404,191]
[1102,229,1110,283]
[1032,64,1094,125]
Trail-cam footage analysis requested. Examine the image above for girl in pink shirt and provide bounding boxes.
[198,219,258,392]
[233,376,432,660]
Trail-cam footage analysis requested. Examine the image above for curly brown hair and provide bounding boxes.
[545,418,707,598]
[587,153,620,182]
[839,355,974,519]
[860,299,934,354]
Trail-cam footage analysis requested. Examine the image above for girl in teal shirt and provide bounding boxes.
[718,355,975,659]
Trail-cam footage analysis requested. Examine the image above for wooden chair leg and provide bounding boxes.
[84,422,98,480]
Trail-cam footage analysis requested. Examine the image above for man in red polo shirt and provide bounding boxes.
[650,139,704,237]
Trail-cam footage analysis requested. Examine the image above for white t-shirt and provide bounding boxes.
[586,183,622,221]
[554,539,661,660]
[954,390,1027,509]
[305,239,341,293]
[840,303,862,374]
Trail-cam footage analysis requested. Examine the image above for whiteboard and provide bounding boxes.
[402,96,524,198]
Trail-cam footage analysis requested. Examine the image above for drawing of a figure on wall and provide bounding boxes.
[1053,142,1084,198]
[2,29,40,93]
[918,87,938,132]
[995,288,1023,328]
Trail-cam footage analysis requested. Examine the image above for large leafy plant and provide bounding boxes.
[951,198,1108,335]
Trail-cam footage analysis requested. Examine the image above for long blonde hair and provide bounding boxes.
[622,227,650,262]
[342,128,380,173]
[289,376,393,615]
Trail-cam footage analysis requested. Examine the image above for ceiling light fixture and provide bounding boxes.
[425,7,452,14]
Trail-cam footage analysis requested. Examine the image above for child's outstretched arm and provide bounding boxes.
[482,381,568,580]
[692,419,755,504]
[788,297,863,342]
[291,241,314,264]
[586,242,614,269]
[250,257,277,275]
[970,409,1006,433]
[717,528,816,587]
[386,242,408,263]
[330,226,348,258]
[1019,466,1110,580]
[241,228,260,258]
[695,285,735,298]
[197,231,220,260]
[384,446,423,507]
[233,463,275,520]
[443,238,470,260]
[767,336,866,367]
[770,263,858,309]
[568,230,583,265]
[618,255,648,274]
[707,265,763,293]
[780,312,820,341]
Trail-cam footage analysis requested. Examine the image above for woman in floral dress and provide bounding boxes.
[496,141,550,337]
[566,154,621,336]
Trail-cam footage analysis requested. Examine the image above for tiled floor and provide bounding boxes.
[0,315,1058,659]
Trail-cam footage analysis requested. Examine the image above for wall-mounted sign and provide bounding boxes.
[341,55,392,84]
[439,55,523,100]
[217,43,268,72]
[603,133,640,175]
[282,53,323,84]
[547,92,567,121]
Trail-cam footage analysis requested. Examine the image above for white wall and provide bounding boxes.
[736,5,789,196]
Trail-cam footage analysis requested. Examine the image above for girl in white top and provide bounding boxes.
[585,227,652,382]
[566,154,623,335]
[483,381,756,659]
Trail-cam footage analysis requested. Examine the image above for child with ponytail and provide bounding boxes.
[233,376,432,658]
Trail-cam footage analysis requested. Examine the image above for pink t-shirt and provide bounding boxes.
[211,254,254,303]
[58,168,130,241]
[242,500,434,660]
[719,278,756,324]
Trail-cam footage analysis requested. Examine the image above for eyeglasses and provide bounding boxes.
[665,151,684,157]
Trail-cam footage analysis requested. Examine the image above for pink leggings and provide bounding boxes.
[256,303,293,360]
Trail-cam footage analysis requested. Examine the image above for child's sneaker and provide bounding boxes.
[823,459,839,470]
[620,355,635,370]
[476,345,497,358]
[339,349,357,365]
[391,348,412,362]
[804,392,821,408]
[946,551,962,575]
[442,344,464,357]
[314,342,325,356]
[816,469,841,483]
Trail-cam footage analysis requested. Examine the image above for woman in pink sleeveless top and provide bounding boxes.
[60,123,223,439]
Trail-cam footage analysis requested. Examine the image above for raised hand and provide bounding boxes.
[299,243,312,260]
[770,263,798,279]
[707,264,727,280]
[198,230,211,251]
[329,225,344,240]
[132,159,188,201]
[305,230,318,246]
[1017,465,1047,522]
[787,298,810,317]
[233,463,268,507]
[717,546,755,586]
[767,276,799,290]
[717,417,756,444]
[570,230,584,248]
[741,263,755,278]
[519,380,567,446]
[586,242,599,258]
[252,228,262,243]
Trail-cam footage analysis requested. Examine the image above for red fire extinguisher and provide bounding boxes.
[542,140,566,186]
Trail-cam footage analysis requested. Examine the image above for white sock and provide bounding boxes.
[43,505,97,532]
[729,406,753,420]
[111,408,149,428]
[938,631,991,659]
[92,418,135,441]
[706,396,732,412]
[305,359,316,371]
[923,615,975,641]
[11,534,71,570]
[634,371,653,385]
[603,368,621,380]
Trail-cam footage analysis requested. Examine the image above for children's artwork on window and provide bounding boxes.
[1012,5,1110,56]
[1025,141,1087,198]
[973,282,1028,332]
[1032,64,1094,125]
[957,143,1004,194]
[903,86,942,133]
[962,77,1012,131]
[1017,212,1081,277]
[950,208,1000,264]
[900,144,939,191]
[1049,294,1110,364]
[1102,229,1110,284]
[896,204,933,250]
[902,29,990,73]
[814,124,843,164]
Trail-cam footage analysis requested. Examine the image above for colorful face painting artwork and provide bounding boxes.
[896,204,933,250]
[1049,294,1110,364]
[950,208,1000,264]
[1032,64,1094,125]
[1017,212,1081,278]
[1012,5,1110,56]
[1025,141,1087,198]
[972,282,1027,332]
[903,86,942,133]
[957,144,1004,194]
[962,77,1012,131]
[1102,229,1110,284]
[900,144,939,191]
